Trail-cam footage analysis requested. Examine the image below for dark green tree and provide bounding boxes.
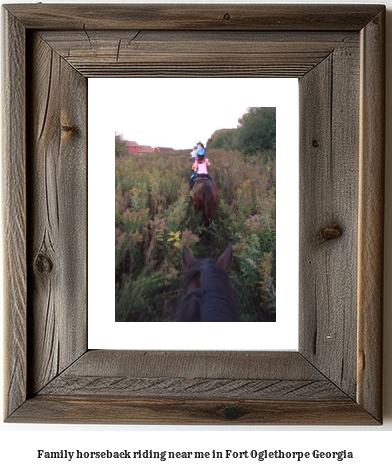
[238,107,276,155]
[115,133,129,158]
[207,128,240,151]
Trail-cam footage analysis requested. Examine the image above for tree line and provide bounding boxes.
[207,107,276,156]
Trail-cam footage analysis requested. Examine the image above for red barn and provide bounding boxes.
[125,140,140,154]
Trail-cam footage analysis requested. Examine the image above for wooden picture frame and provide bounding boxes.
[3,4,385,424]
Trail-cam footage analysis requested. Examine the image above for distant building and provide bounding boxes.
[125,140,173,155]
[138,145,154,154]
[154,146,174,152]
[124,141,140,153]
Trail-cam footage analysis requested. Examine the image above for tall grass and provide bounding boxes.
[115,148,276,322]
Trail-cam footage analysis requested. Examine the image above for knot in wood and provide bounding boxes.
[223,13,231,21]
[34,252,53,274]
[61,124,77,134]
[315,225,342,245]
[223,405,244,420]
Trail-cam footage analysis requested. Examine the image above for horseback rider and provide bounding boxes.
[189,148,212,189]
[189,145,198,163]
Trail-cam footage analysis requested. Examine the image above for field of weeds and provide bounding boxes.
[115,148,276,322]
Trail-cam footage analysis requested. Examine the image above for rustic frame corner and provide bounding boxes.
[3,4,385,424]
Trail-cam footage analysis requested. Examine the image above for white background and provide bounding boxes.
[1,0,391,473]
[88,77,299,350]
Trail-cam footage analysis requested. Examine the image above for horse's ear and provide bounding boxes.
[217,244,233,272]
[183,245,197,269]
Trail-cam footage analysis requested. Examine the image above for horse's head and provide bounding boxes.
[176,244,239,322]
[183,243,232,272]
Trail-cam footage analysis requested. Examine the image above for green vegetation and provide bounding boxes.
[115,132,129,158]
[207,107,276,156]
[115,154,276,322]
[115,107,276,322]
[206,128,240,152]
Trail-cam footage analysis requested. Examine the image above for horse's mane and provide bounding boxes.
[176,257,240,322]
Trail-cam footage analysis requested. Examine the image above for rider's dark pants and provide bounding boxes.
[189,173,212,188]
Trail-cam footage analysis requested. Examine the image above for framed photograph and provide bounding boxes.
[3,4,385,424]
[112,91,279,324]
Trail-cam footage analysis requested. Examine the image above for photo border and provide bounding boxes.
[3,4,385,424]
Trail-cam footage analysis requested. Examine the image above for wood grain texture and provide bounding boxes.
[37,351,347,400]
[299,42,360,399]
[357,9,385,422]
[2,4,385,425]
[4,4,384,30]
[59,350,323,379]
[39,377,347,401]
[38,30,358,78]
[7,351,378,424]
[9,396,378,425]
[27,33,87,395]
[2,9,27,419]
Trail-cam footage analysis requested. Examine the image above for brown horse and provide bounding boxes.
[191,177,217,228]
[175,244,240,322]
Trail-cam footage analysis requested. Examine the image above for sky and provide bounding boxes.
[89,78,298,150]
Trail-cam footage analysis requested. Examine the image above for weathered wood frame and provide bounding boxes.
[3,4,385,424]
